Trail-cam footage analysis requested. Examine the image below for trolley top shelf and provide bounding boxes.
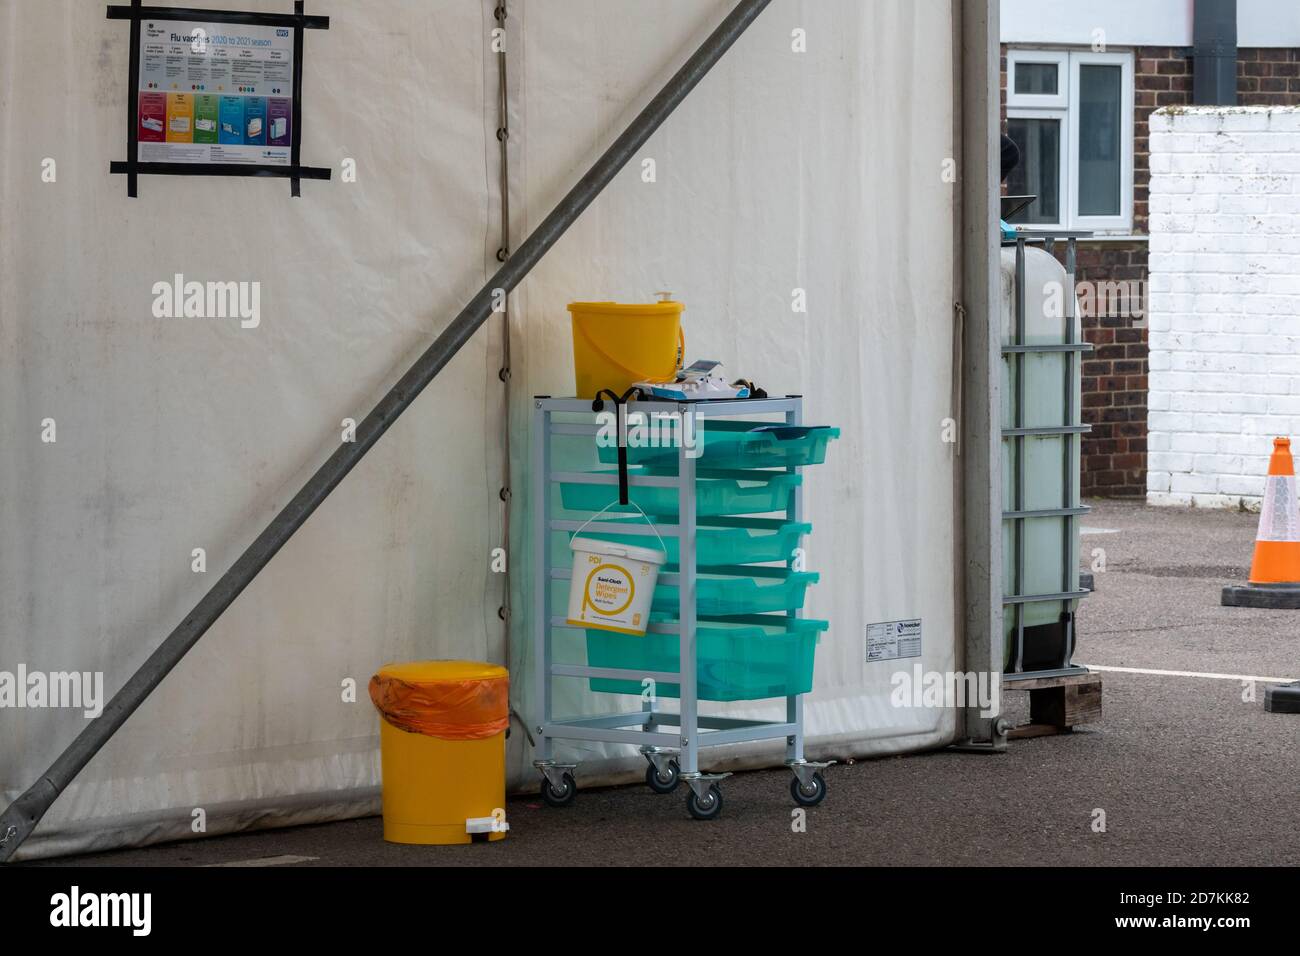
[533,395,805,417]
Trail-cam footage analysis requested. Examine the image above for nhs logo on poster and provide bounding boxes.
[276,29,290,37]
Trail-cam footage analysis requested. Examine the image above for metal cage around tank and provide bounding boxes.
[1002,231,1094,681]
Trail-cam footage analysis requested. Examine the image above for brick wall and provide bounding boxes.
[1000,45,1300,498]
[1147,106,1300,509]
[1239,48,1300,105]
[1076,242,1148,496]
[1134,48,1195,234]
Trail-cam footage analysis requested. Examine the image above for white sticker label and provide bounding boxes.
[867,619,922,663]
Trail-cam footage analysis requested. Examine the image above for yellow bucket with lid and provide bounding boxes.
[569,299,684,398]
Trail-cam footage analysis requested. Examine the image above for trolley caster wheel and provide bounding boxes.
[790,771,826,808]
[686,784,723,821]
[540,772,577,808]
[645,759,681,794]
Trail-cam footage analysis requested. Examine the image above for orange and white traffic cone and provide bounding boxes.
[1221,438,1300,712]
[1223,437,1300,609]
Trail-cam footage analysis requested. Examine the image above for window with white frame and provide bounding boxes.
[1005,49,1134,233]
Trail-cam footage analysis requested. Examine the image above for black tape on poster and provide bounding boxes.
[107,1,330,197]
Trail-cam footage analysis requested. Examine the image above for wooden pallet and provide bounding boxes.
[1003,672,1102,739]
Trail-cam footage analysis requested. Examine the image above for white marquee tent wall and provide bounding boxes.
[1,0,968,859]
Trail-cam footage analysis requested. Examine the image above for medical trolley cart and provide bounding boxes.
[530,395,837,820]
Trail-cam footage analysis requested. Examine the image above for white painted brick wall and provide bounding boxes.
[1148,107,1300,511]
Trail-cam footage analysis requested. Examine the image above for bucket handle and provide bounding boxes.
[570,499,668,558]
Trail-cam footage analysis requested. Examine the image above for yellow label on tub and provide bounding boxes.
[566,539,662,637]
[582,563,635,617]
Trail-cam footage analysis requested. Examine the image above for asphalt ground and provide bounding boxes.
[33,500,1300,867]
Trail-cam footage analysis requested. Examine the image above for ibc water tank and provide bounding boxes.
[999,240,1089,675]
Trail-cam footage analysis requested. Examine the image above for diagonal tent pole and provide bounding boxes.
[0,0,772,862]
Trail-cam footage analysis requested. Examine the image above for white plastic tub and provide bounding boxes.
[565,536,666,636]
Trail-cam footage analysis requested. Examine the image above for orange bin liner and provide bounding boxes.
[368,660,509,740]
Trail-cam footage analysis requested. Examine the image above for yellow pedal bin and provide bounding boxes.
[368,660,509,845]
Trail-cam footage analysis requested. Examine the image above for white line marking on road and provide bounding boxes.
[1080,527,1121,536]
[1081,664,1296,683]
[203,854,319,868]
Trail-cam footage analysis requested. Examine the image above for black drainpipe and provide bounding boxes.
[1193,0,1239,105]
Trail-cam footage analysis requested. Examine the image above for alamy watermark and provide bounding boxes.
[0,665,104,718]
[151,273,261,329]
[1045,278,1148,327]
[50,886,151,936]
[890,665,1000,719]
[595,409,704,459]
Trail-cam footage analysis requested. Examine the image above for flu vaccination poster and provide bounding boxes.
[136,19,294,166]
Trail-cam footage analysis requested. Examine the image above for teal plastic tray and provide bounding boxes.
[653,569,818,615]
[549,567,817,620]
[585,615,827,701]
[559,471,800,518]
[597,421,840,470]
[585,517,809,566]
